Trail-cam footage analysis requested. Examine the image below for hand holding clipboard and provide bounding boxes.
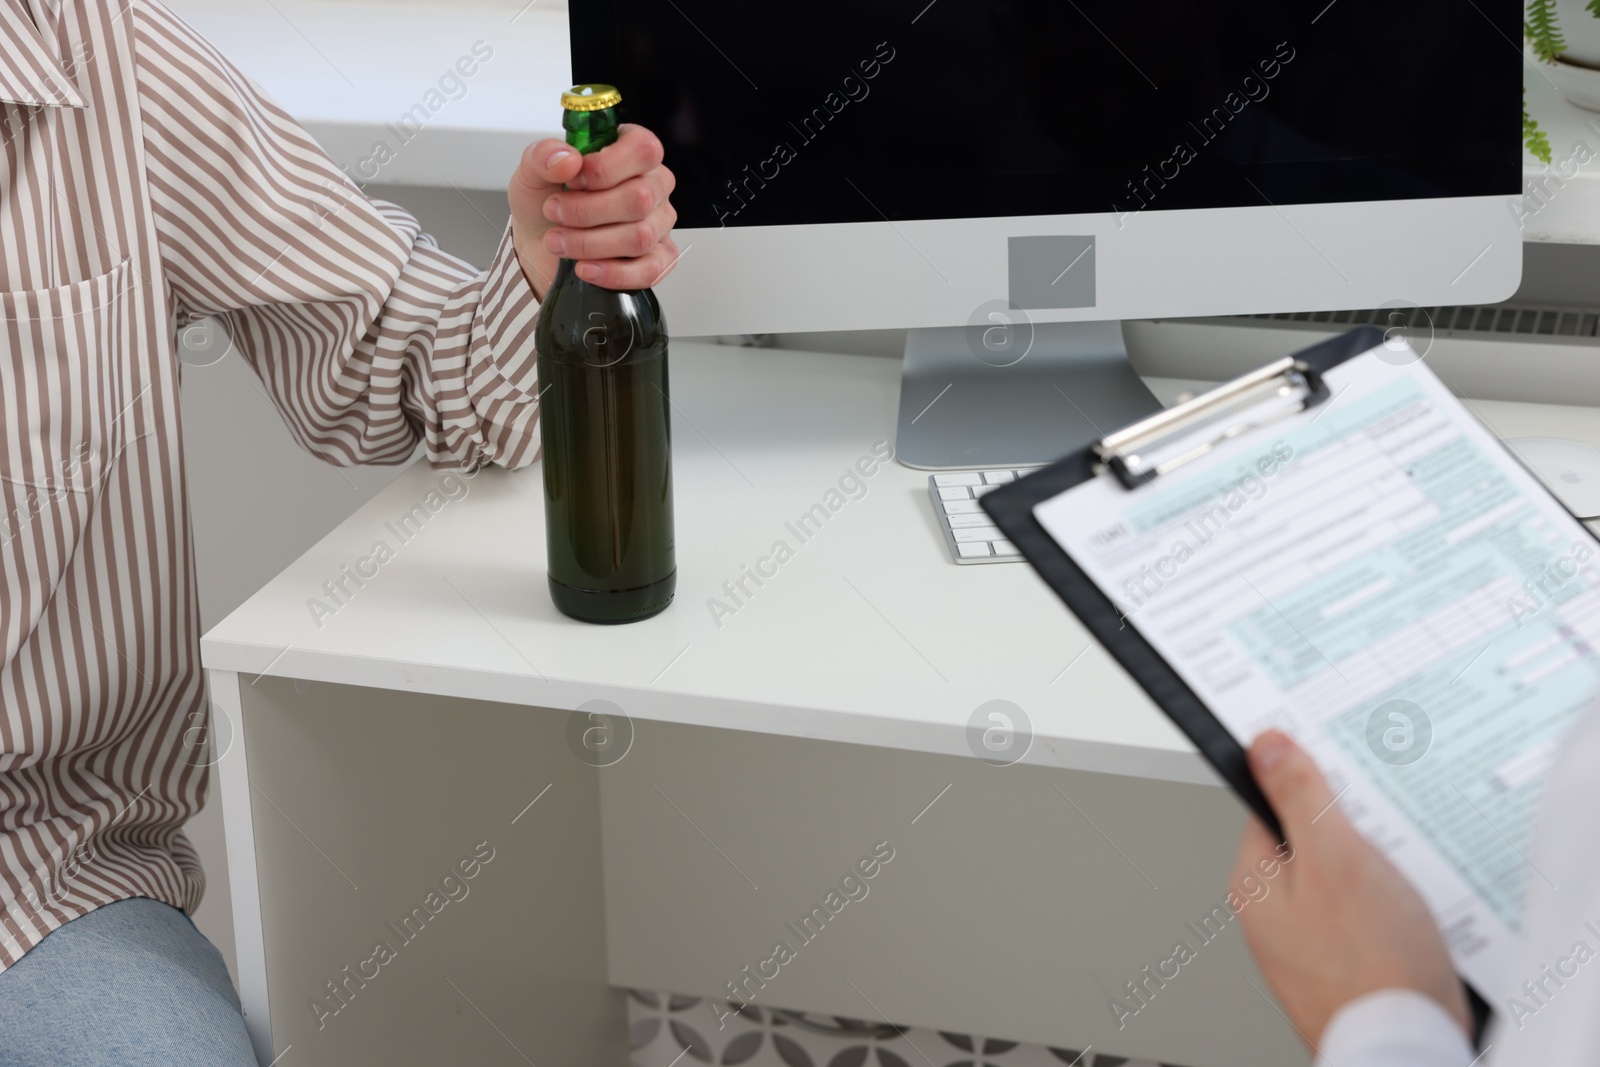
[981,326,1600,1001]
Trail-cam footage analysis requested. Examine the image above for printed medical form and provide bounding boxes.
[1035,346,1600,993]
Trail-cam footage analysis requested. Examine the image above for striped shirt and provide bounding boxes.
[0,0,542,970]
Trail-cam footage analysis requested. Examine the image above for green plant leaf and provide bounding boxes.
[1527,0,1567,63]
[1525,92,1554,164]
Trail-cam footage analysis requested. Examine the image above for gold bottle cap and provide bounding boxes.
[561,84,622,112]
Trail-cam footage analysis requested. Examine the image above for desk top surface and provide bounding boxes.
[201,340,1600,784]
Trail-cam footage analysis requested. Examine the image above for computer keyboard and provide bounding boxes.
[927,468,1042,564]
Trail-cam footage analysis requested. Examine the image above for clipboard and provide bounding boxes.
[977,327,1391,839]
[978,323,1600,1038]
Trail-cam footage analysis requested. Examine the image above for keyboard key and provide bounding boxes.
[929,470,1030,563]
[953,526,1002,543]
[948,513,994,528]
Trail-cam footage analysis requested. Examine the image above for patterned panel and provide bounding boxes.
[628,991,1186,1067]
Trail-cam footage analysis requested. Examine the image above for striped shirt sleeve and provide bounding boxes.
[130,0,542,472]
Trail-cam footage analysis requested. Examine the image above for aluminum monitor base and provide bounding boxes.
[894,321,1164,471]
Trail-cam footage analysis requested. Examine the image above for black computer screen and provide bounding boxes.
[568,0,1521,230]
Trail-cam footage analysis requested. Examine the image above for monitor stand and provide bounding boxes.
[894,320,1164,470]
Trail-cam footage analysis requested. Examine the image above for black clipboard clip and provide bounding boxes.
[1093,357,1330,489]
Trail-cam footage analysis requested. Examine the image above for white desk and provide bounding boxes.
[201,340,1600,1067]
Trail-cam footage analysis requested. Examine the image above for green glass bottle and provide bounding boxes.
[536,84,676,624]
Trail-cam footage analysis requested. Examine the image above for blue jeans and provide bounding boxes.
[0,897,256,1066]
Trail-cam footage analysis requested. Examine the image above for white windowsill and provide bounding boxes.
[1524,53,1600,244]
[164,0,571,192]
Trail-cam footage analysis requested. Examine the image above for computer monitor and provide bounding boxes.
[569,0,1523,468]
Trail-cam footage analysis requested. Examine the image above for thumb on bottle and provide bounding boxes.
[1247,729,1339,843]
[515,139,584,197]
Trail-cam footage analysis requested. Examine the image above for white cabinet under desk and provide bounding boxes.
[201,340,1600,1067]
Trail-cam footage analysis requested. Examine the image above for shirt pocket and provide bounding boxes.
[1,259,141,656]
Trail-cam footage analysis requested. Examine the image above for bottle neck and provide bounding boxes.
[557,105,622,283]
[551,257,580,285]
[563,106,619,156]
